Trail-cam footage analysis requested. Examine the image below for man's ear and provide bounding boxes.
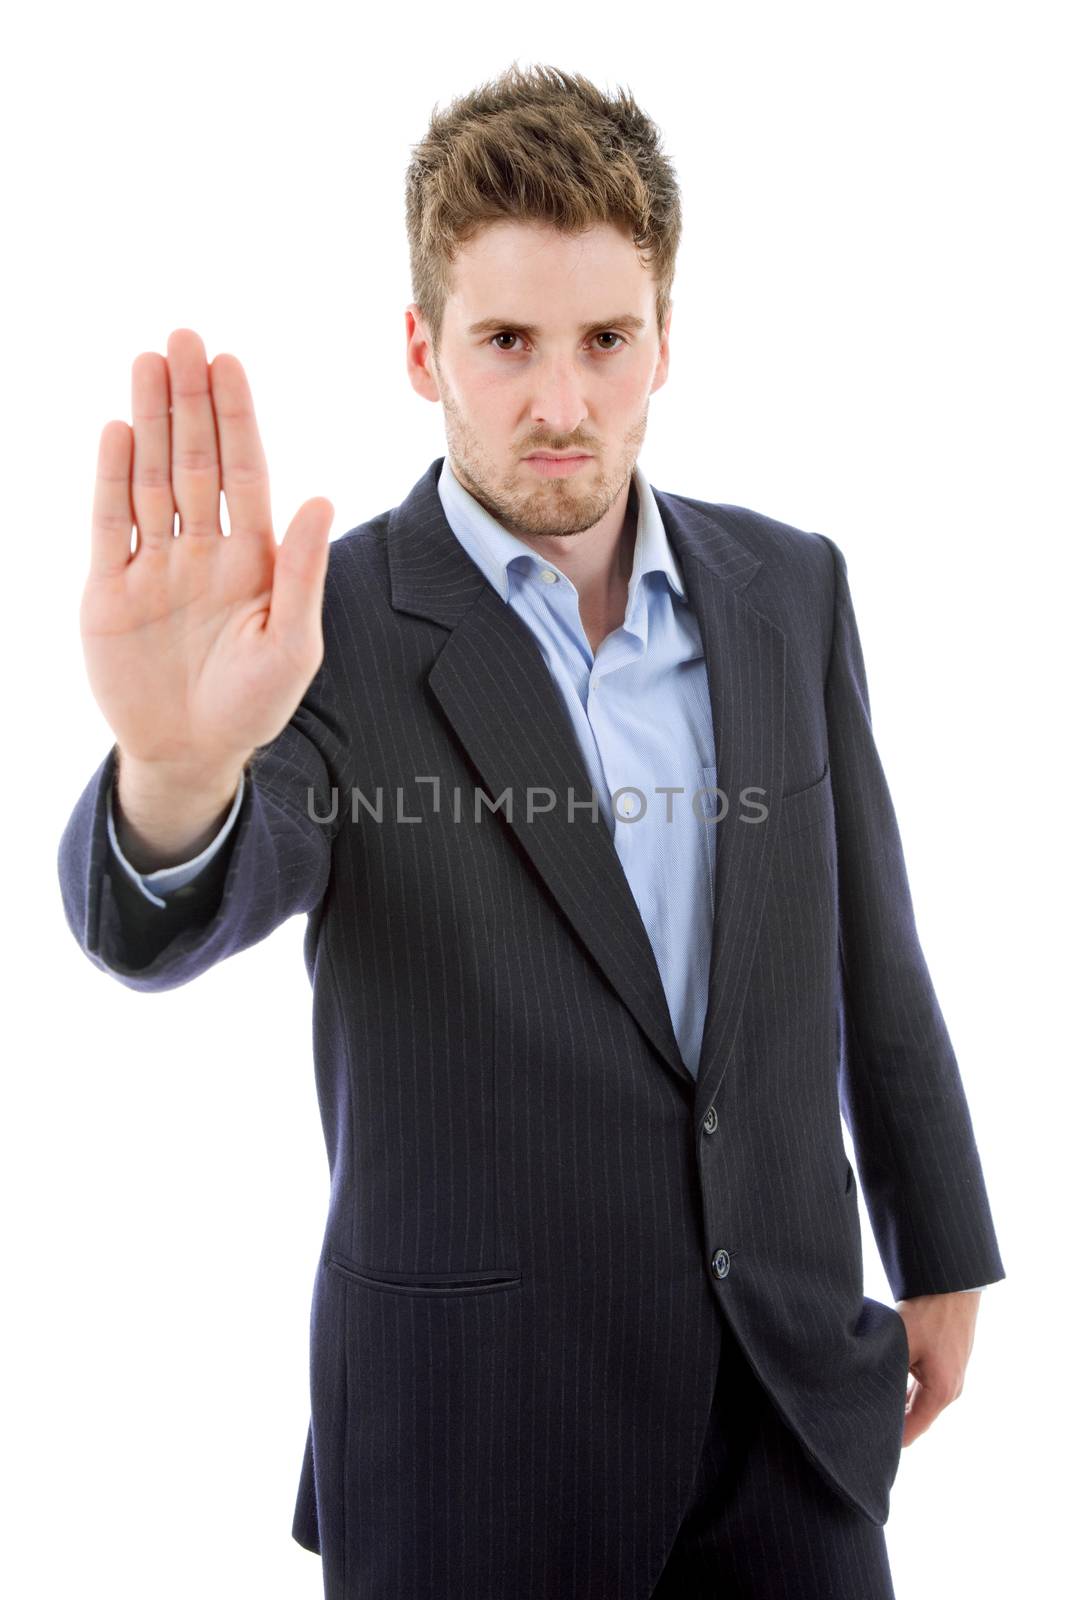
[405,304,441,403]
[652,302,672,393]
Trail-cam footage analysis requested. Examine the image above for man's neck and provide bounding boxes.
[527,473,638,606]
[573,479,638,654]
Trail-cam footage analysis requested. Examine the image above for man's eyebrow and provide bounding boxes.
[466,313,647,337]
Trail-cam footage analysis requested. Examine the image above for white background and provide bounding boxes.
[3,2,1060,1594]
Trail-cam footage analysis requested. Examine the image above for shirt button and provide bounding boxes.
[702,1106,718,1135]
[539,569,558,583]
[711,1248,731,1279]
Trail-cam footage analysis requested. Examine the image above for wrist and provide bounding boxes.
[112,747,250,872]
[116,746,251,799]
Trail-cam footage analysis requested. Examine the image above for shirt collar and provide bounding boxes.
[436,453,687,608]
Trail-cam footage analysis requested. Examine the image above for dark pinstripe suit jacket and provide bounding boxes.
[57,455,1006,1599]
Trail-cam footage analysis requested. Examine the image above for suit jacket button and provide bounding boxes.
[712,1248,731,1279]
[702,1106,718,1135]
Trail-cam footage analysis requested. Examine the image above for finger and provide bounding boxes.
[901,1377,940,1445]
[90,421,135,578]
[208,352,274,544]
[267,498,333,653]
[167,328,221,539]
[131,351,175,549]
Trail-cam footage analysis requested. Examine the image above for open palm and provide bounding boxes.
[80,328,334,774]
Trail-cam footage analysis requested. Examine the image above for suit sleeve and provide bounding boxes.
[57,637,352,994]
[820,533,1006,1301]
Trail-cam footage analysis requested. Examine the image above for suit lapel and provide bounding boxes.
[655,493,787,1107]
[386,458,786,1100]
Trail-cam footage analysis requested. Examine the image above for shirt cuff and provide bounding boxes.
[105,768,246,907]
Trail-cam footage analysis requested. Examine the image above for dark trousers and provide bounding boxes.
[649,1315,897,1599]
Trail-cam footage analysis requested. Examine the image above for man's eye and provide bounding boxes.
[489,331,626,353]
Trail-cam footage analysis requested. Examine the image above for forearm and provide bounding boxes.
[113,748,250,871]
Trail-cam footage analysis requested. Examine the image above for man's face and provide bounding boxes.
[406,220,670,540]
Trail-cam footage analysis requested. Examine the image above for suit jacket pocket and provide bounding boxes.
[327,1250,523,1297]
[775,762,833,838]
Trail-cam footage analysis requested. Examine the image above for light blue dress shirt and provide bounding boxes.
[103,454,987,1292]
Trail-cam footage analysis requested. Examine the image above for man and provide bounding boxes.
[58,63,1004,1600]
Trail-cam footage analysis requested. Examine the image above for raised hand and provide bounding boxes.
[81,328,334,781]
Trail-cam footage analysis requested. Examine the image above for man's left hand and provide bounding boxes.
[895,1290,981,1446]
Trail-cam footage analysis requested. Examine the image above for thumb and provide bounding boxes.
[269,497,334,650]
